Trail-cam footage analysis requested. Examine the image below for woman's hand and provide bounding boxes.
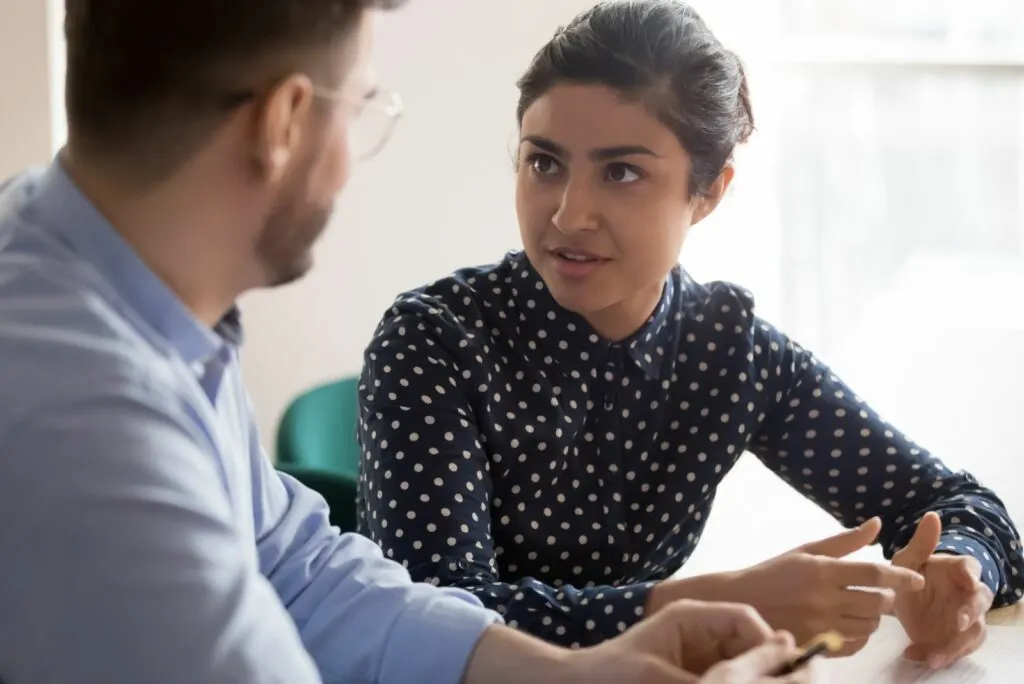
[729,518,925,654]
[893,512,994,669]
[648,518,925,655]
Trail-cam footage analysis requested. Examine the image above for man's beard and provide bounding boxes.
[255,186,334,288]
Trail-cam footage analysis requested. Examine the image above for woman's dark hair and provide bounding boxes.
[516,0,754,197]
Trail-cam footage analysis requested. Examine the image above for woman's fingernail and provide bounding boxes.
[958,612,970,631]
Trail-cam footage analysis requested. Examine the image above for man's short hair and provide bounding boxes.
[64,0,406,176]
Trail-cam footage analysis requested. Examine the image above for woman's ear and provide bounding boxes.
[692,165,735,225]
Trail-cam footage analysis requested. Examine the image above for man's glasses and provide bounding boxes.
[313,84,403,161]
[222,82,403,161]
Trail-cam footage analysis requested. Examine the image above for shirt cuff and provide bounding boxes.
[934,532,1002,596]
[378,587,503,684]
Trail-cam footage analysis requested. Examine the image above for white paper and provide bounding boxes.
[821,617,1024,683]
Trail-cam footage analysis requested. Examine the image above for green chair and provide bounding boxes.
[275,376,362,532]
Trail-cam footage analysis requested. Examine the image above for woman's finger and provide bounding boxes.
[902,620,986,669]
[825,559,925,592]
[837,587,895,619]
[832,615,881,643]
[930,620,987,669]
[956,584,994,631]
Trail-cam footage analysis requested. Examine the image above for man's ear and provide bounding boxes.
[253,73,317,185]
[691,164,735,225]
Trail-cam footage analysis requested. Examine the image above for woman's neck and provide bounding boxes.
[582,280,666,342]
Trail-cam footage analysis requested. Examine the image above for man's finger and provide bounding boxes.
[827,560,926,591]
[798,518,881,558]
[639,659,699,684]
[708,633,798,678]
[662,600,774,646]
[893,513,942,571]
[776,658,821,684]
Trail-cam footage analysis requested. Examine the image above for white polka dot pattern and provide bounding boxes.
[356,251,1024,647]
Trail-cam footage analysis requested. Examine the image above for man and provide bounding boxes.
[0,2,813,683]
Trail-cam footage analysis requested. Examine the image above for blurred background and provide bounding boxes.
[2,0,1021,569]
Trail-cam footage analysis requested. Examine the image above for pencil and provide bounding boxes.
[772,630,844,675]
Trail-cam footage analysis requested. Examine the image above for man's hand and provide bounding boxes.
[463,600,822,684]
[693,631,820,684]
[893,512,995,669]
[573,600,815,683]
[649,518,925,656]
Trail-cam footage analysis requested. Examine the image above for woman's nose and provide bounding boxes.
[552,179,599,234]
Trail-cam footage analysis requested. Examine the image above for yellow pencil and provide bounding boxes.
[773,630,845,675]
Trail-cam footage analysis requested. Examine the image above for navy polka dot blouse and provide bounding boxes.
[356,250,1023,647]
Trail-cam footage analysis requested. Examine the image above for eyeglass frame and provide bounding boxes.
[220,81,403,161]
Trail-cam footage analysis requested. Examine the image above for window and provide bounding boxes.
[682,0,1024,573]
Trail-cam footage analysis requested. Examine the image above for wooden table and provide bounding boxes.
[989,602,1024,627]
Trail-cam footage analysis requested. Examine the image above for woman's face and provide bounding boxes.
[515,83,731,340]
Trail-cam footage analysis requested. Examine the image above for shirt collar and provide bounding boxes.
[620,274,677,380]
[27,159,242,364]
[510,252,678,380]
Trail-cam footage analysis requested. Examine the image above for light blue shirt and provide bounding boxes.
[0,161,501,684]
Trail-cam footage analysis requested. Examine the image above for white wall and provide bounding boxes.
[0,0,58,178]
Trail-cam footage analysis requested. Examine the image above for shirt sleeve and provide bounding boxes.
[0,388,323,684]
[249,413,500,684]
[0,384,498,684]
[357,299,653,648]
[747,318,1024,607]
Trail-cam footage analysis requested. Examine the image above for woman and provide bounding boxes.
[355,0,1023,666]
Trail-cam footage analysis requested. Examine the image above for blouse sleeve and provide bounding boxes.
[356,296,653,647]
[748,317,1024,607]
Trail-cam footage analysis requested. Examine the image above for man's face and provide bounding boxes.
[255,11,376,288]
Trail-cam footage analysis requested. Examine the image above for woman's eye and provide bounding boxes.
[529,154,560,175]
[605,163,641,183]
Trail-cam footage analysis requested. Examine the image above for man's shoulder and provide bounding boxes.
[0,233,178,429]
